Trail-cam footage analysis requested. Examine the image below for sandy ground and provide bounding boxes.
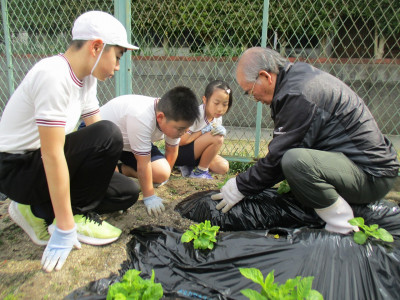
[0,171,224,300]
[0,172,399,300]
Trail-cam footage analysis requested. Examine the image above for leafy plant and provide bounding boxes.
[106,269,163,300]
[181,220,220,250]
[239,268,323,300]
[229,161,255,175]
[277,180,291,194]
[348,217,394,245]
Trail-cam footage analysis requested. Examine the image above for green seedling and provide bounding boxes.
[181,220,220,250]
[107,269,163,300]
[277,180,291,194]
[239,268,323,300]
[348,217,394,245]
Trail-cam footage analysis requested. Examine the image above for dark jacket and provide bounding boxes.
[236,62,399,195]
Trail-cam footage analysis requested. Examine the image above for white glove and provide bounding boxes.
[211,125,226,136]
[211,177,245,213]
[143,195,165,216]
[41,224,81,272]
[201,123,212,134]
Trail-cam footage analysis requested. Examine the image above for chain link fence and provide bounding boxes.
[1,0,399,163]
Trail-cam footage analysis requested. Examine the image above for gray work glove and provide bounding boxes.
[201,123,212,134]
[211,125,226,136]
[143,195,166,216]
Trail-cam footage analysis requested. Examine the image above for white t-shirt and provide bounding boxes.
[100,95,180,156]
[0,54,99,153]
[187,103,222,134]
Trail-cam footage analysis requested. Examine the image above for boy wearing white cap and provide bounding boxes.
[0,11,139,272]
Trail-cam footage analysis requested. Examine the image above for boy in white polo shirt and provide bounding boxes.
[99,87,199,216]
[0,11,140,272]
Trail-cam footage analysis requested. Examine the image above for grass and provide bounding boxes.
[4,295,20,300]
[153,138,270,162]
[220,139,270,159]
[1,269,39,299]
[229,161,255,175]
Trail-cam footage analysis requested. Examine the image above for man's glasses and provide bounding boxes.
[244,75,259,97]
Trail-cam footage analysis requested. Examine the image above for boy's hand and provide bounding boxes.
[41,224,81,272]
[201,123,212,134]
[143,195,166,216]
[211,125,226,136]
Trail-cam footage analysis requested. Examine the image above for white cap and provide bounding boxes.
[72,11,139,50]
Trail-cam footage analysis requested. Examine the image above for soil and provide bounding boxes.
[0,170,225,299]
[0,172,399,300]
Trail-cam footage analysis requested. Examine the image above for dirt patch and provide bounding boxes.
[0,174,399,299]
[0,171,224,299]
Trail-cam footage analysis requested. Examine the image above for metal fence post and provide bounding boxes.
[1,0,14,98]
[254,0,270,158]
[114,0,132,97]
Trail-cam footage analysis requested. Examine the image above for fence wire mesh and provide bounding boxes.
[1,0,399,162]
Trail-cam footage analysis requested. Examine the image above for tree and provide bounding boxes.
[268,0,343,58]
[345,0,400,59]
[7,0,112,36]
[132,0,263,56]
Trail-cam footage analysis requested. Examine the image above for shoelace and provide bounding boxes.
[44,218,53,227]
[83,211,103,225]
[193,168,206,175]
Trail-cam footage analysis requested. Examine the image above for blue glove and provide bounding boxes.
[201,123,212,134]
[211,125,227,136]
[211,177,245,213]
[41,224,81,272]
[143,195,165,216]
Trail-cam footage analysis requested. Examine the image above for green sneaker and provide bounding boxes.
[48,212,122,245]
[8,201,50,246]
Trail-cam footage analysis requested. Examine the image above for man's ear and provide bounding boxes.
[259,70,273,84]
[89,39,104,56]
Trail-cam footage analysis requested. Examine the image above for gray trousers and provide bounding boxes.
[281,148,397,209]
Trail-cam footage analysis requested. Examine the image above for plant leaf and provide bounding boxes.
[123,269,142,286]
[239,268,265,286]
[367,229,381,239]
[348,217,364,227]
[189,224,200,235]
[107,282,128,300]
[277,180,291,194]
[369,224,379,231]
[377,228,394,242]
[207,241,214,250]
[113,293,127,300]
[307,290,324,300]
[211,225,220,232]
[142,283,163,300]
[194,236,210,249]
[181,231,195,243]
[264,270,275,289]
[353,231,368,245]
[181,221,219,250]
[240,289,268,300]
[107,269,163,300]
[296,276,314,299]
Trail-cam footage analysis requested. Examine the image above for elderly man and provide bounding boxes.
[212,47,399,234]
